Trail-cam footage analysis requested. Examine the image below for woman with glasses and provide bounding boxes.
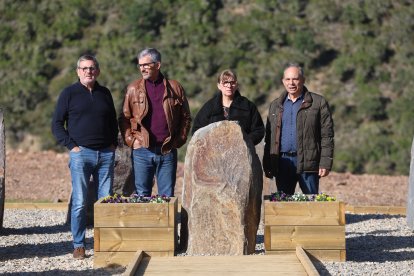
[192,69,264,145]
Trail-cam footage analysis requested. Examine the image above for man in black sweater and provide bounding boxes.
[51,54,118,259]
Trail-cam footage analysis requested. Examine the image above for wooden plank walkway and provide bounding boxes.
[123,247,318,276]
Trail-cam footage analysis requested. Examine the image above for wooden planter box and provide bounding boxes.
[93,197,177,268]
[264,199,346,261]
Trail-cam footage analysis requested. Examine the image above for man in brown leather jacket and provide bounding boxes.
[119,48,191,196]
[263,62,334,195]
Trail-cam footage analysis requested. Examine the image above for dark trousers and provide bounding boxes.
[276,154,319,195]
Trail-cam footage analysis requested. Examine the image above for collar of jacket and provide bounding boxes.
[213,90,249,111]
[277,86,312,109]
[77,80,101,91]
[145,72,164,85]
[137,73,174,100]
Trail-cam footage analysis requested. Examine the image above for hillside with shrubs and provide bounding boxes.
[1,0,413,175]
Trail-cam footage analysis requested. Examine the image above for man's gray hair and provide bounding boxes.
[138,48,161,63]
[77,54,100,69]
[283,62,304,78]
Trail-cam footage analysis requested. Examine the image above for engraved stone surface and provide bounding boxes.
[0,110,5,229]
[182,121,263,255]
[406,136,414,229]
[113,134,134,196]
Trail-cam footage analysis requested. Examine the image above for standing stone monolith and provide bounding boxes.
[406,136,414,230]
[0,110,5,229]
[181,121,263,255]
[112,134,134,196]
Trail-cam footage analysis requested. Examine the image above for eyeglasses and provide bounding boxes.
[221,80,237,87]
[137,62,156,69]
[78,66,97,73]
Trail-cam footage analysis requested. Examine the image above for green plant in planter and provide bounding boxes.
[269,191,336,202]
[100,193,171,203]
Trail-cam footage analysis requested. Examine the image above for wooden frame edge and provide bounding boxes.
[122,250,144,276]
[264,225,271,251]
[5,202,68,210]
[296,246,320,276]
[345,205,406,215]
[94,228,100,252]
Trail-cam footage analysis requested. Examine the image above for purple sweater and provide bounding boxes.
[142,75,169,146]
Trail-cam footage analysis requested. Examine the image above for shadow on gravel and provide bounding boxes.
[0,237,94,261]
[346,235,414,262]
[346,214,414,262]
[312,259,333,276]
[0,223,70,236]
[346,214,403,225]
[255,234,265,254]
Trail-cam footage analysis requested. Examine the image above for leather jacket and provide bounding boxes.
[119,76,191,154]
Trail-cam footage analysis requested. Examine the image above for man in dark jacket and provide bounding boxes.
[52,54,118,259]
[263,63,334,194]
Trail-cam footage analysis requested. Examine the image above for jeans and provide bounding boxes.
[69,146,115,248]
[276,154,319,195]
[132,147,177,196]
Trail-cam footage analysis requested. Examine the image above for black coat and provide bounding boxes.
[192,91,265,145]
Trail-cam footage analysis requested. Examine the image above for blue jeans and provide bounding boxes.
[276,154,319,195]
[69,146,115,248]
[132,147,177,196]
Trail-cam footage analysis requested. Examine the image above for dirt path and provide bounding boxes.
[5,150,409,206]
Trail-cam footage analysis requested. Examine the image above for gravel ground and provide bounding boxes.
[0,209,124,276]
[1,209,414,275]
[316,214,414,276]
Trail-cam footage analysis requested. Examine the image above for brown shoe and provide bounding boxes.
[73,247,85,259]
